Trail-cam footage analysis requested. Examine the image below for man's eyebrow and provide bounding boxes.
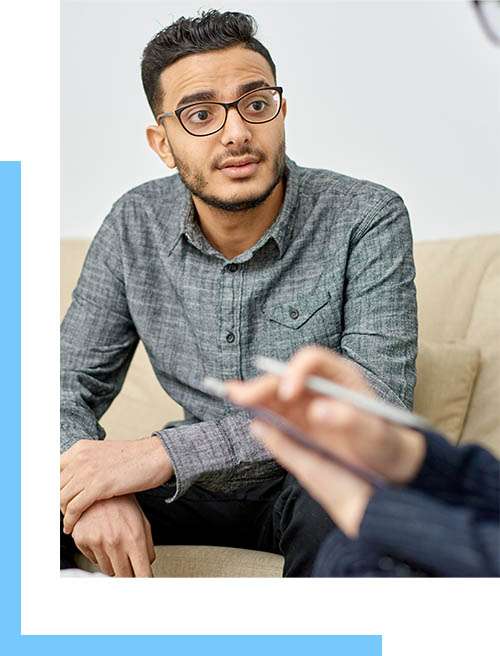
[237,79,272,96]
[175,89,217,109]
[175,79,273,110]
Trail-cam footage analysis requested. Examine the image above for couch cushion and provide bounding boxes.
[414,340,480,443]
[76,545,284,577]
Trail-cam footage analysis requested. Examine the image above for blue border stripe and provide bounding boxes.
[0,161,21,639]
[1,160,381,654]
[17,636,381,654]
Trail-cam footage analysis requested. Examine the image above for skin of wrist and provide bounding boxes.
[388,428,426,484]
[330,484,373,539]
[136,436,173,486]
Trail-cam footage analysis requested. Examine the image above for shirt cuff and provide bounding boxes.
[152,420,238,503]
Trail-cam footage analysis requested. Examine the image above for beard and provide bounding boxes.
[171,137,287,213]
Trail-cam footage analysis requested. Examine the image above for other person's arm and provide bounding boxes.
[227,346,500,576]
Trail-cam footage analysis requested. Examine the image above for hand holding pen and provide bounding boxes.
[205,346,427,539]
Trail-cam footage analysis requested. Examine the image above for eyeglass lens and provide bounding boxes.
[179,88,281,135]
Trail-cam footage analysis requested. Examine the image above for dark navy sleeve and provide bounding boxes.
[359,486,500,577]
[408,429,500,514]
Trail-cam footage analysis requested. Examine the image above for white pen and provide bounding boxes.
[202,375,388,489]
[255,355,431,432]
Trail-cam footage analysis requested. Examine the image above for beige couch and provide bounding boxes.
[61,234,500,576]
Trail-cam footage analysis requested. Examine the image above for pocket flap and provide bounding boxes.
[265,291,331,329]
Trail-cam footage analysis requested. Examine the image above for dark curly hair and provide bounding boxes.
[141,9,277,117]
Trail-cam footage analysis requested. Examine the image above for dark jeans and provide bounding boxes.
[60,471,335,577]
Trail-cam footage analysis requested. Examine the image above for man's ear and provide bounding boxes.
[146,123,176,169]
[281,97,287,121]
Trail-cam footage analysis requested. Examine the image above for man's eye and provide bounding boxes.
[247,100,267,112]
[189,109,211,123]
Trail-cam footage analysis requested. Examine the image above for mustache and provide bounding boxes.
[213,147,266,169]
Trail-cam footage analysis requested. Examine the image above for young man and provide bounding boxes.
[60,9,418,577]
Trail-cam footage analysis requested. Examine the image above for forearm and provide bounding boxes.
[60,436,173,533]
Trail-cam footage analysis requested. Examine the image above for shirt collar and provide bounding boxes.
[167,154,300,261]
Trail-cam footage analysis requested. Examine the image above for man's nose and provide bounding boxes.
[220,106,252,147]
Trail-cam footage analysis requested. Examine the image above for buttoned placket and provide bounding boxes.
[219,260,243,382]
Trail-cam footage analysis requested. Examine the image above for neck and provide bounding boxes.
[192,179,285,260]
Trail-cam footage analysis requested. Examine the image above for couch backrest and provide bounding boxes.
[414,235,500,454]
[61,235,500,454]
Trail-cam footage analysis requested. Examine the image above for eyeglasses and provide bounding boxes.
[157,86,283,137]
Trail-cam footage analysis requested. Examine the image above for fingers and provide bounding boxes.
[60,440,87,471]
[142,516,156,564]
[63,489,97,535]
[77,536,150,577]
[307,394,386,458]
[129,546,154,577]
[60,467,74,490]
[250,420,325,483]
[107,546,134,577]
[60,477,82,516]
[77,545,98,566]
[226,374,280,407]
[277,346,369,401]
[108,517,153,576]
[60,449,71,472]
[92,547,115,577]
[308,398,359,431]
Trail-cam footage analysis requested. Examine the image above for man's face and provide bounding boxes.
[150,45,287,212]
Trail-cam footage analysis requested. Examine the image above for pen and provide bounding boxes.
[255,355,431,432]
[202,375,388,490]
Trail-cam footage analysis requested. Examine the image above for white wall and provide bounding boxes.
[62,0,500,241]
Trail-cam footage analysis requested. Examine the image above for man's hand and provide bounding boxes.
[71,494,155,577]
[60,436,172,534]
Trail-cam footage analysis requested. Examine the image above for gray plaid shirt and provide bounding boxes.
[61,155,417,501]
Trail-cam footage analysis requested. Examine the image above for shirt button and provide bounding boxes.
[226,331,235,344]
[227,263,238,272]
[289,307,300,320]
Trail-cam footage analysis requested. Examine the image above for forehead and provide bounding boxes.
[160,45,275,107]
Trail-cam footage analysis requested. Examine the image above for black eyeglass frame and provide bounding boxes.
[156,86,284,137]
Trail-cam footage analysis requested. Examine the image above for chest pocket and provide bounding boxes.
[265,291,332,329]
[256,290,341,365]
